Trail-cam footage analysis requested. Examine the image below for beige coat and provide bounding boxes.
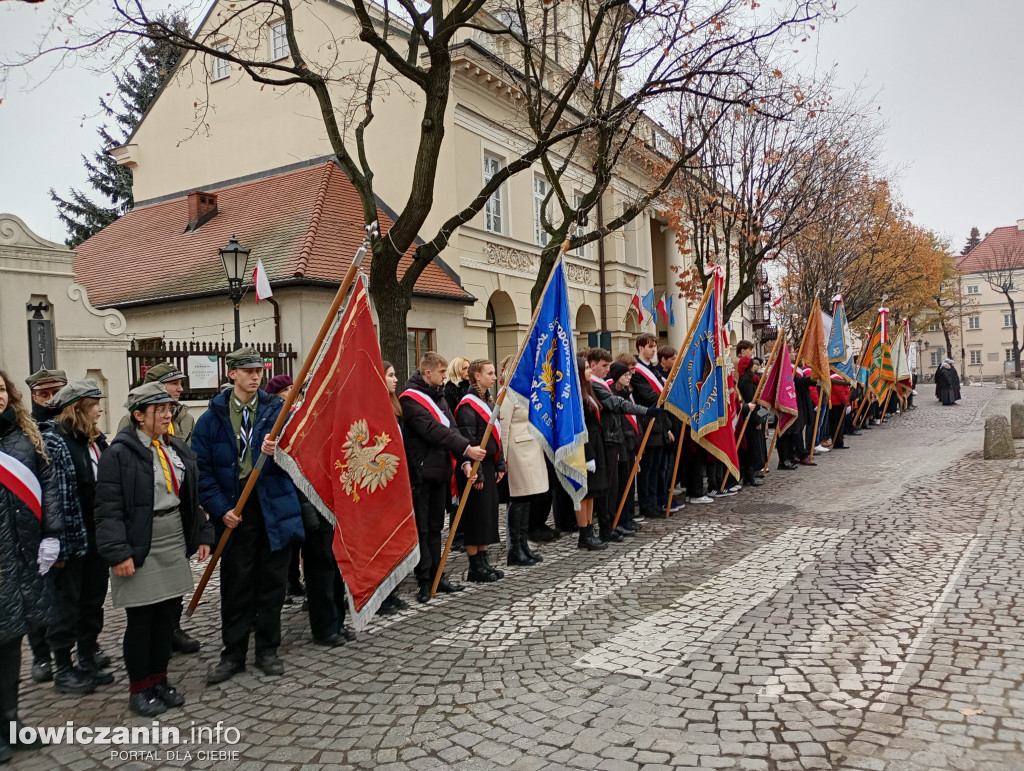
[499,399,549,498]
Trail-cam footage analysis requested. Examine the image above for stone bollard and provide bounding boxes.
[1013,403,1024,439]
[1018,379,1024,390]
[1007,380,1018,390]
[984,415,1017,459]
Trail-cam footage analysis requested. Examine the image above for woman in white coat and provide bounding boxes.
[498,356,548,566]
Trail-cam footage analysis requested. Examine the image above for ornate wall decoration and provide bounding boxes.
[484,243,535,271]
[564,262,592,284]
[67,283,128,336]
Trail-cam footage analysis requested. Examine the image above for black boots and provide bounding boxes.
[77,652,114,686]
[416,582,431,603]
[171,627,201,654]
[507,502,540,566]
[467,552,498,582]
[577,524,607,551]
[52,649,96,696]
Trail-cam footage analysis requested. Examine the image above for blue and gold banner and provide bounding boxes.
[506,260,588,508]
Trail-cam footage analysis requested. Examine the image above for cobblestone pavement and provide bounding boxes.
[11,387,1024,770]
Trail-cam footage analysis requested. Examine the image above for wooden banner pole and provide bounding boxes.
[807,401,824,460]
[611,283,714,531]
[664,429,686,518]
[187,222,378,618]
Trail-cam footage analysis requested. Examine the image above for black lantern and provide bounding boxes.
[219,235,251,350]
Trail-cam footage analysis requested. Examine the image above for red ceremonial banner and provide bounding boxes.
[276,276,418,630]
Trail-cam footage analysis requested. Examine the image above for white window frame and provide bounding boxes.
[270,21,289,62]
[1006,348,1014,362]
[1004,314,1013,328]
[930,351,942,368]
[968,315,981,330]
[966,284,981,295]
[571,192,587,257]
[533,175,549,246]
[969,349,982,366]
[212,42,231,81]
[483,153,504,235]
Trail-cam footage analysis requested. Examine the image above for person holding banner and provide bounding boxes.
[192,347,305,684]
[631,334,672,519]
[736,357,767,486]
[401,352,487,604]
[455,360,507,582]
[0,370,60,764]
[576,358,608,551]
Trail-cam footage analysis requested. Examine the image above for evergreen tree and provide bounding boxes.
[961,226,982,256]
[50,15,189,247]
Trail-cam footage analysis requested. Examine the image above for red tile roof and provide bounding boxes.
[956,225,1024,273]
[74,160,471,306]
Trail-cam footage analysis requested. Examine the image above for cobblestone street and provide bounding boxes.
[12,387,1024,771]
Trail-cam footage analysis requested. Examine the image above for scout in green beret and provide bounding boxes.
[26,368,69,423]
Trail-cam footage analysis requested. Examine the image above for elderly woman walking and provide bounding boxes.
[0,370,60,764]
[95,383,213,717]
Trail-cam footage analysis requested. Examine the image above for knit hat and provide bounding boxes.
[265,375,294,395]
[49,380,103,410]
[608,362,631,384]
[126,382,174,413]
[144,362,185,383]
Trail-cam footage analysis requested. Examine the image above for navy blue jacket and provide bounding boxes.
[192,388,304,552]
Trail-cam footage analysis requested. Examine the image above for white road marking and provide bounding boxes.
[576,526,849,679]
[430,522,737,650]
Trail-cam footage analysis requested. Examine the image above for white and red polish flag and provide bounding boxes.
[253,259,274,303]
[0,449,42,520]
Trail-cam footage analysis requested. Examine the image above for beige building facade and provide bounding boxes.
[0,214,129,433]
[103,0,753,371]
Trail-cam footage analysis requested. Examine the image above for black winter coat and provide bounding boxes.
[400,373,471,485]
[583,400,608,497]
[443,379,471,414]
[631,359,670,447]
[94,426,214,569]
[0,407,59,644]
[593,378,648,447]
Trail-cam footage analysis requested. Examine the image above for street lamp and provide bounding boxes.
[219,235,251,350]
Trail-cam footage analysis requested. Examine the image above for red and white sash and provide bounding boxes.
[456,393,501,456]
[633,360,663,394]
[400,388,450,427]
[590,375,611,392]
[603,377,639,433]
[0,449,42,520]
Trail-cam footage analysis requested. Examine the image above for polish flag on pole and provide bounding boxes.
[656,293,668,326]
[253,259,274,304]
[630,291,644,323]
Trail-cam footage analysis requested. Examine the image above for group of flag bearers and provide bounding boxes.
[0,222,918,763]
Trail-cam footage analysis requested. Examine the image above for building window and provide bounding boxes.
[966,284,980,295]
[929,347,946,368]
[1006,349,1014,362]
[533,176,549,246]
[271,21,289,61]
[407,328,435,375]
[928,322,940,332]
[483,154,504,234]
[969,350,982,366]
[212,43,231,81]
[572,192,587,257]
[968,315,981,330]
[1005,314,1014,328]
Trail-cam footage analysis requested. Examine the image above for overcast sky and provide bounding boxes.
[1,0,1021,251]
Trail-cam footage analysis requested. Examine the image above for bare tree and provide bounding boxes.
[975,240,1024,377]
[4,0,836,376]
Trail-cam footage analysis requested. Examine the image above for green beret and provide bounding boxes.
[25,368,68,390]
[144,362,185,383]
[126,382,174,413]
[225,346,264,370]
[49,380,103,410]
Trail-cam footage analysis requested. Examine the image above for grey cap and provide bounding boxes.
[225,346,264,370]
[49,380,103,410]
[25,368,68,390]
[144,362,185,383]
[126,382,175,413]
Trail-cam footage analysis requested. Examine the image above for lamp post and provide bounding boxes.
[219,235,251,351]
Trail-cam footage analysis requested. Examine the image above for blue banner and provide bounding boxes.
[664,292,729,439]
[827,298,849,362]
[666,295,675,327]
[507,261,588,507]
[642,289,656,324]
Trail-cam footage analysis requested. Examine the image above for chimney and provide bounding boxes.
[185,191,218,232]
[1017,218,1024,233]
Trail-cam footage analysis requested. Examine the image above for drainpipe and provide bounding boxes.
[267,297,282,346]
[596,197,607,332]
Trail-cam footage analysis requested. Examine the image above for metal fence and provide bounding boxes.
[127,340,297,400]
